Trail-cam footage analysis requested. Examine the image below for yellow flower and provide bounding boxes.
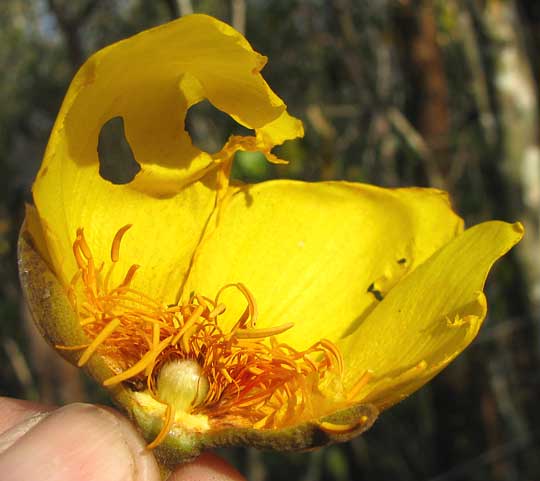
[19,14,523,465]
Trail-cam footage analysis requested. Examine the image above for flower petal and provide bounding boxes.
[33,137,218,300]
[339,221,524,409]
[32,14,301,297]
[185,180,463,350]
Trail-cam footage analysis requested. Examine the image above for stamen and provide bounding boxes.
[80,316,98,327]
[318,416,370,434]
[73,240,86,269]
[111,224,132,262]
[235,283,258,326]
[67,226,347,447]
[103,262,116,293]
[152,323,160,349]
[347,370,374,401]
[318,339,344,375]
[217,283,258,330]
[234,322,294,339]
[78,318,121,367]
[118,264,140,288]
[55,343,90,350]
[76,228,92,260]
[146,403,175,450]
[171,305,204,347]
[103,335,173,386]
[208,303,226,319]
[404,360,427,377]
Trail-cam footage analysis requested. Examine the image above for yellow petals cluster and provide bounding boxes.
[20,13,524,460]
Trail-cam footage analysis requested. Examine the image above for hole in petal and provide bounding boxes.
[185,99,251,154]
[98,116,140,184]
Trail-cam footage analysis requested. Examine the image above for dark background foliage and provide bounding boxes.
[1,1,539,479]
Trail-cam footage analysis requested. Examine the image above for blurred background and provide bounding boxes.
[1,0,539,480]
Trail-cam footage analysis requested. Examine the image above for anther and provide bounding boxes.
[234,322,294,339]
[77,229,92,260]
[318,419,365,434]
[111,224,133,262]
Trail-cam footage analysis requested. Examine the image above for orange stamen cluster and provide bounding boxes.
[65,226,344,433]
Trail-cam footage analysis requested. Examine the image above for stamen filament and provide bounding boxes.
[103,335,173,386]
[347,370,374,401]
[76,228,92,259]
[171,305,204,346]
[146,403,175,450]
[78,318,121,367]
[55,343,91,350]
[234,322,294,339]
[67,226,349,445]
[318,417,369,434]
[111,224,133,262]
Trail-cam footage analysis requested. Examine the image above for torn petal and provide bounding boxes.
[33,14,302,296]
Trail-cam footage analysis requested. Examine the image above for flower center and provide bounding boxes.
[63,225,344,445]
[156,359,210,412]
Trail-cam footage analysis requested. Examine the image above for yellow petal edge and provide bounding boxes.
[32,14,303,297]
[339,220,524,409]
[186,180,464,349]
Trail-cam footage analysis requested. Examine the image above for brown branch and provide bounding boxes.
[231,0,247,35]
[177,0,193,16]
[162,0,180,19]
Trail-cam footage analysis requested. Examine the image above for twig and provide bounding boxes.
[3,338,35,397]
[231,0,246,35]
[386,108,431,161]
[177,0,193,16]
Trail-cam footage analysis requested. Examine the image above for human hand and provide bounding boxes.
[0,397,246,481]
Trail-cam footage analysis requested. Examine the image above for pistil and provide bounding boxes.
[65,225,346,445]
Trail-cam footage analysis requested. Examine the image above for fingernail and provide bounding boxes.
[0,411,50,455]
[0,403,160,481]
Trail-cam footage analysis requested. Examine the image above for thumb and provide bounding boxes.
[0,401,160,481]
[168,452,246,481]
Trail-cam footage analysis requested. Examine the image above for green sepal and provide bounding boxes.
[136,400,377,466]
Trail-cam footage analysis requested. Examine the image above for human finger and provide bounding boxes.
[0,402,161,481]
[168,452,246,481]
[0,396,53,436]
